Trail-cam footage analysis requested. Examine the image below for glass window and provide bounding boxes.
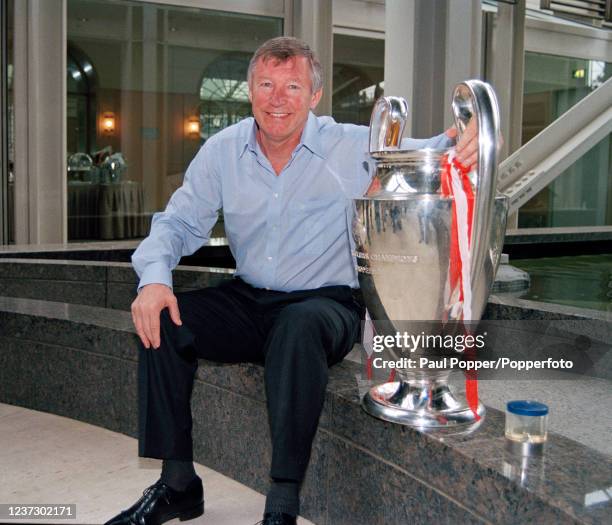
[519,52,612,228]
[66,0,282,241]
[332,34,384,126]
[67,45,97,157]
[199,53,252,140]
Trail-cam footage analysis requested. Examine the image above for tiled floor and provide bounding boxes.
[0,403,313,525]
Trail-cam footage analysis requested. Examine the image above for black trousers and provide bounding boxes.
[138,277,362,481]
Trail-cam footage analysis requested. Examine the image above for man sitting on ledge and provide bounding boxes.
[105,37,478,525]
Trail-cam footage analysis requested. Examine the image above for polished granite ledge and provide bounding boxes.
[490,263,530,293]
[1,258,610,322]
[1,259,610,383]
[0,296,611,524]
[0,258,234,310]
[0,237,229,254]
[1,259,610,382]
[505,227,612,245]
[0,238,234,271]
[487,295,611,322]
[3,228,611,253]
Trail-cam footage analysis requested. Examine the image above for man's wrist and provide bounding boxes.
[136,261,173,291]
[137,283,172,294]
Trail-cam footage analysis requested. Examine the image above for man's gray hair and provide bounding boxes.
[247,36,323,92]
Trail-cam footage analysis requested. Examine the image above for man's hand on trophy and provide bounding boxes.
[445,118,478,170]
[131,283,182,349]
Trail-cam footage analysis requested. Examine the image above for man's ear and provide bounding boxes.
[248,86,253,103]
[310,89,323,110]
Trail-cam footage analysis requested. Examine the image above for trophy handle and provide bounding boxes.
[369,96,409,154]
[451,80,501,297]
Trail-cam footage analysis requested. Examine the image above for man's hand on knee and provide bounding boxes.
[131,284,182,349]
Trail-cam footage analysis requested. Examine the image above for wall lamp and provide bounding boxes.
[186,116,200,138]
[102,112,116,135]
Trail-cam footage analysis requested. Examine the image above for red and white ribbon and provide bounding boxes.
[441,150,480,420]
[441,150,475,321]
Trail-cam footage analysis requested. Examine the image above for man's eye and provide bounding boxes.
[260,81,272,88]
[288,84,301,90]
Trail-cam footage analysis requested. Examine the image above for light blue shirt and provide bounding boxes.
[132,112,451,292]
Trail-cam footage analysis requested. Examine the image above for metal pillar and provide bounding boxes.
[486,0,525,160]
[0,0,8,244]
[285,0,333,116]
[13,0,66,244]
[384,0,482,138]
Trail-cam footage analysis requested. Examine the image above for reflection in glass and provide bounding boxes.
[67,0,282,241]
[519,52,612,228]
[67,44,97,157]
[332,34,384,126]
[199,53,252,141]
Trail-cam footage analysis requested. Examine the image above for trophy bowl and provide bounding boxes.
[354,80,508,432]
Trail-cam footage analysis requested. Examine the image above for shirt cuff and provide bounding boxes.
[136,262,173,291]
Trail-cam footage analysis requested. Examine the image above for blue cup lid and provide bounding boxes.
[506,400,549,416]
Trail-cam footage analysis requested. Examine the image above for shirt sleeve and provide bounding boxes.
[400,131,455,150]
[131,142,222,290]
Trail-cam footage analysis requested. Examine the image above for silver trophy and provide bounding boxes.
[353,80,508,431]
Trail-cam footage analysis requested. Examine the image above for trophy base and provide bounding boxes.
[362,380,485,434]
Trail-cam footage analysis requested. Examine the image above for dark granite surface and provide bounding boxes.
[486,295,611,322]
[0,238,235,267]
[503,229,612,259]
[325,436,487,525]
[328,386,603,524]
[0,338,138,439]
[1,296,611,524]
[0,238,227,254]
[4,260,610,383]
[0,259,235,312]
[3,258,611,324]
[505,228,612,245]
[491,263,530,293]
[0,296,134,333]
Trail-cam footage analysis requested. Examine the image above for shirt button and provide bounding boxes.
[267,256,273,261]
[273,193,279,198]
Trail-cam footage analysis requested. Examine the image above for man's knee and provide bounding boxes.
[275,300,331,336]
[280,298,333,322]
[159,306,179,334]
[157,304,196,354]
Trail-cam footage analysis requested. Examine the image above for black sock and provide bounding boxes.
[264,478,300,517]
[160,459,197,492]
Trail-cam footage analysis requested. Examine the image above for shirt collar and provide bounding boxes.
[240,112,326,160]
[299,112,326,159]
[240,120,259,158]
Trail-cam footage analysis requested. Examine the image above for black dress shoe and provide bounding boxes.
[104,477,204,525]
[256,512,297,525]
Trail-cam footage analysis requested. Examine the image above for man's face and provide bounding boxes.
[249,55,322,146]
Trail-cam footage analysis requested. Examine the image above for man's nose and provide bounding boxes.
[269,87,286,105]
